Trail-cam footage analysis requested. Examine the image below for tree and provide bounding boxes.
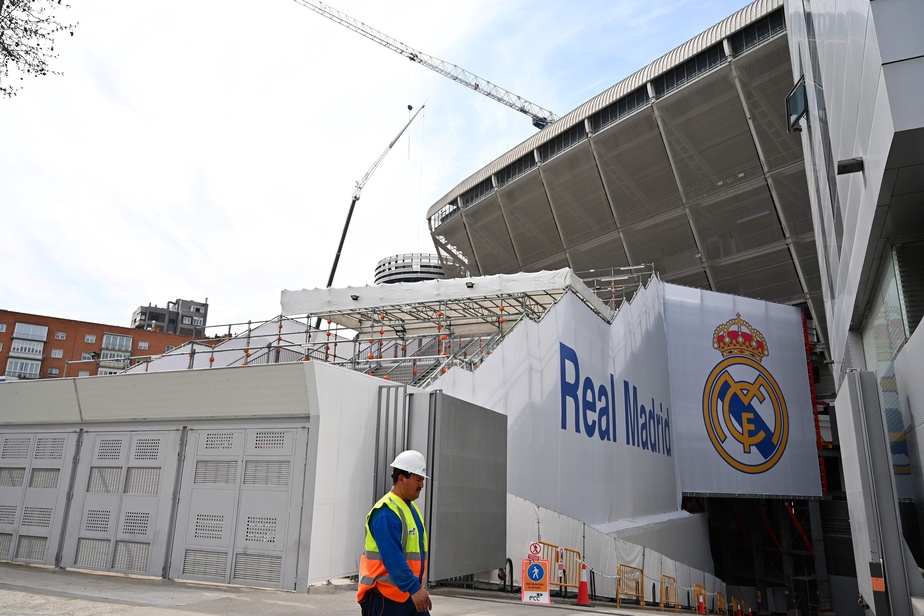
[0,0,77,98]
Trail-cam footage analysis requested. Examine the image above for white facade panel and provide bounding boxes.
[664,284,821,497]
[434,280,679,525]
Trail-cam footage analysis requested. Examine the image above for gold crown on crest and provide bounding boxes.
[713,313,769,361]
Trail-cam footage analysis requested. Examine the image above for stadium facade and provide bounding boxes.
[427,0,924,613]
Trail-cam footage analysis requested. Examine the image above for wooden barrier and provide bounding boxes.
[659,574,678,612]
[716,592,727,614]
[617,564,645,607]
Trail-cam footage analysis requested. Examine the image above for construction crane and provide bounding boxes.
[323,103,425,302]
[292,0,559,129]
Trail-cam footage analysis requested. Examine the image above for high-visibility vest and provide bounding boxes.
[357,491,428,603]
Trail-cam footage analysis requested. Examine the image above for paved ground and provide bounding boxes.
[0,562,656,616]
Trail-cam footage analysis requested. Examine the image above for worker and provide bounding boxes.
[357,450,432,615]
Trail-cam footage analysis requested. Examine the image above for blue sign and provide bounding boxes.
[527,563,545,582]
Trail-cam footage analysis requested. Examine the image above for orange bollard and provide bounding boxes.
[576,562,591,606]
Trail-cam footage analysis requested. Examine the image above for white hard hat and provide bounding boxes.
[391,450,428,479]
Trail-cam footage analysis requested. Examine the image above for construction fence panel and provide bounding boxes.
[615,538,643,569]
[675,562,693,607]
[705,572,717,611]
[643,548,663,604]
[660,574,679,611]
[0,431,78,566]
[61,429,182,577]
[506,493,538,584]
[691,567,706,598]
[583,524,618,598]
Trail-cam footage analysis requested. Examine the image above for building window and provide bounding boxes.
[97,368,122,376]
[165,345,175,353]
[192,317,204,326]
[182,316,192,325]
[0,324,6,332]
[48,368,60,377]
[85,334,96,343]
[13,323,48,341]
[55,331,67,340]
[81,352,94,361]
[102,333,132,352]
[138,341,149,351]
[10,339,44,356]
[5,358,41,379]
[51,349,63,358]
[78,370,90,377]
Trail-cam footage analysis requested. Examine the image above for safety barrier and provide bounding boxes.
[534,541,582,593]
[716,591,727,614]
[660,574,678,611]
[694,583,707,613]
[617,564,645,607]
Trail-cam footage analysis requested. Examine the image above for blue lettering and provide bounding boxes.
[640,402,649,450]
[597,383,610,441]
[582,377,597,437]
[625,381,638,447]
[560,343,580,433]
[663,405,672,457]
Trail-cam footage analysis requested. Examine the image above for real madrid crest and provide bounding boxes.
[703,314,788,474]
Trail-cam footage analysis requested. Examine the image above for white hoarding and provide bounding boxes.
[663,284,821,497]
[435,278,680,524]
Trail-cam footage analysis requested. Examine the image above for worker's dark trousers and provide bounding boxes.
[359,589,429,616]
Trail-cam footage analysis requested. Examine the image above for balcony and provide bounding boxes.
[8,350,44,360]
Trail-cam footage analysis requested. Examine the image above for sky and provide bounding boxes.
[0,0,754,331]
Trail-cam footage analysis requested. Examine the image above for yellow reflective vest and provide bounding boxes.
[357,491,428,603]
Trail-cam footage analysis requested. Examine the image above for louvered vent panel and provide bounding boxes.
[432,216,480,276]
[194,460,238,484]
[253,432,285,450]
[183,549,227,578]
[194,514,224,540]
[21,507,52,528]
[793,235,822,295]
[0,533,11,559]
[769,165,814,237]
[542,142,615,248]
[657,67,760,201]
[84,509,111,533]
[710,248,803,303]
[122,512,150,536]
[688,184,783,262]
[622,211,700,272]
[0,467,25,487]
[96,439,123,460]
[463,196,519,274]
[113,540,150,572]
[1,437,30,459]
[567,231,629,271]
[233,553,282,584]
[29,468,60,489]
[0,505,17,525]
[75,538,110,569]
[204,432,235,450]
[593,109,683,226]
[16,535,46,561]
[132,438,161,461]
[124,467,161,495]
[497,172,563,265]
[87,467,123,493]
[245,516,277,543]
[732,37,804,172]
[521,253,570,273]
[662,268,711,289]
[33,437,65,460]
[243,461,290,487]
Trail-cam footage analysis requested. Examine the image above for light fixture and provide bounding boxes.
[600,275,630,282]
[465,281,474,288]
[350,294,359,301]
[837,157,864,175]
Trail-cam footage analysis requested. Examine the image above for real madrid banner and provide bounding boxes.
[663,284,821,497]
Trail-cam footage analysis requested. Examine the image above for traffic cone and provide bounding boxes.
[737,603,743,616]
[576,562,591,606]
[697,592,706,615]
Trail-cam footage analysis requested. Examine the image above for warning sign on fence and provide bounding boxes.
[521,559,551,604]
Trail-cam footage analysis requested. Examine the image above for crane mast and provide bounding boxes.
[292,0,558,129]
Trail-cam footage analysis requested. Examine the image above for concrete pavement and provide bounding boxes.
[0,562,656,616]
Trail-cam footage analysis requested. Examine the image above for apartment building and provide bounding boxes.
[0,310,191,379]
[130,298,209,337]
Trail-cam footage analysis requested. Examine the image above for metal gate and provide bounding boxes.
[169,425,307,589]
[0,431,78,565]
[61,430,182,577]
